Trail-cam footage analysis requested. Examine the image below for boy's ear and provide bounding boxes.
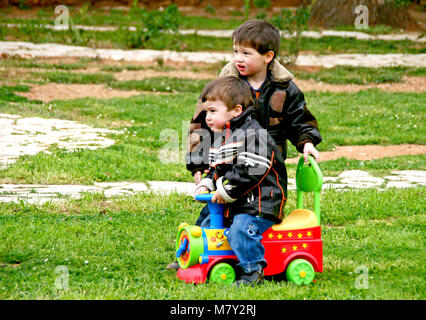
[233,104,243,117]
[264,51,275,64]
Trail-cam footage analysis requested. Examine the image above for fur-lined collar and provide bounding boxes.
[219,59,294,83]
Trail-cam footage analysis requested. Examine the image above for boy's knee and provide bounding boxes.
[228,215,259,243]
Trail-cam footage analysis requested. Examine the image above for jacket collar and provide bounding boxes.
[219,59,294,83]
[225,106,255,131]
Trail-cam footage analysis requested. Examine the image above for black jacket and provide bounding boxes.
[186,60,322,175]
[194,107,287,223]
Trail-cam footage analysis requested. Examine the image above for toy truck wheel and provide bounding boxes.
[286,259,315,285]
[209,263,236,285]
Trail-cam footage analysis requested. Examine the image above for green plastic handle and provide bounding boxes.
[296,156,323,224]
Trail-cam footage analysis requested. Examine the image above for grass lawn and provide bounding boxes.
[0,187,424,299]
[1,24,424,55]
[0,6,424,300]
[0,87,424,184]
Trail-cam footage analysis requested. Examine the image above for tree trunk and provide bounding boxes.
[309,0,420,31]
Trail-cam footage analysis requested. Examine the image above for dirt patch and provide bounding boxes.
[12,75,426,103]
[114,69,216,81]
[293,76,426,93]
[16,83,146,102]
[286,144,426,163]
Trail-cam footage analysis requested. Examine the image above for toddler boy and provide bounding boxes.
[195,76,287,286]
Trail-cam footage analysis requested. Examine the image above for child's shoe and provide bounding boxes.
[233,270,264,287]
[166,261,180,271]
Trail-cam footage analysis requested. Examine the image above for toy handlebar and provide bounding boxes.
[195,192,224,228]
[194,193,214,202]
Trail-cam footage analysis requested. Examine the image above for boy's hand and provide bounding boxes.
[303,142,320,163]
[193,171,202,184]
[193,169,210,184]
[212,192,228,204]
[194,186,209,197]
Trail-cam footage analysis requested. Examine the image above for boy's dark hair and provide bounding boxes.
[200,76,254,111]
[232,19,280,61]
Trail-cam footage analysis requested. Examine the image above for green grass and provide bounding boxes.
[0,187,424,299]
[4,56,425,87]
[1,23,424,54]
[0,7,244,30]
[291,66,426,85]
[0,89,424,184]
[0,84,31,102]
[29,71,115,85]
[110,77,210,93]
[0,5,424,301]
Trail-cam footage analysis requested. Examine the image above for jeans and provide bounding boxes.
[227,214,274,274]
[196,207,274,273]
[195,204,210,227]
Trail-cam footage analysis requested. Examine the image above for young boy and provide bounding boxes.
[186,19,322,224]
[194,76,288,286]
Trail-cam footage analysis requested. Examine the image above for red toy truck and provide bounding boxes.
[176,156,323,285]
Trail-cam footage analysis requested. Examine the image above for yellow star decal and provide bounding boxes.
[302,243,308,249]
[307,231,312,237]
[277,234,283,239]
[297,233,303,239]
[287,232,293,238]
[292,245,298,251]
[268,233,274,239]
[281,247,287,253]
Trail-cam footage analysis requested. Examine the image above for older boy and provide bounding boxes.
[186,20,321,211]
[195,76,287,286]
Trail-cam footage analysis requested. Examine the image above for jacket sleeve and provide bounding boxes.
[194,169,216,194]
[283,81,322,152]
[215,129,275,203]
[185,98,212,175]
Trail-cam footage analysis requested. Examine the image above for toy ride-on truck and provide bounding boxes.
[176,155,323,285]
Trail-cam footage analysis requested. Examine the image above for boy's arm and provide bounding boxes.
[185,99,212,176]
[283,81,322,153]
[215,129,275,203]
[194,169,215,196]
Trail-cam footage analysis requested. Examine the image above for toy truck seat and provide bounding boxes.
[272,208,318,231]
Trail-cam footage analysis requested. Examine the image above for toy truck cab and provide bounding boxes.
[176,156,323,285]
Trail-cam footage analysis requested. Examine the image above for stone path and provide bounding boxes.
[0,170,425,204]
[0,113,424,205]
[0,113,121,168]
[1,41,425,68]
[4,23,425,42]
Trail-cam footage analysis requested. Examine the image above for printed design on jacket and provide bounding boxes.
[209,141,244,167]
[237,151,271,169]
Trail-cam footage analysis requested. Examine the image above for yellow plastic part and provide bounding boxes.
[178,222,189,231]
[272,209,319,231]
[191,226,202,237]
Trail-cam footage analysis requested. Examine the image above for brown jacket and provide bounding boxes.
[185,60,322,175]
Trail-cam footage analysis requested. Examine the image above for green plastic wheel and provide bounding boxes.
[286,259,315,285]
[209,263,236,285]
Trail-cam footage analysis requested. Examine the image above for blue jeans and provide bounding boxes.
[227,214,275,274]
[195,204,210,227]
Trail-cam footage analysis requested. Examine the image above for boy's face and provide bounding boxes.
[233,43,274,78]
[205,100,241,132]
